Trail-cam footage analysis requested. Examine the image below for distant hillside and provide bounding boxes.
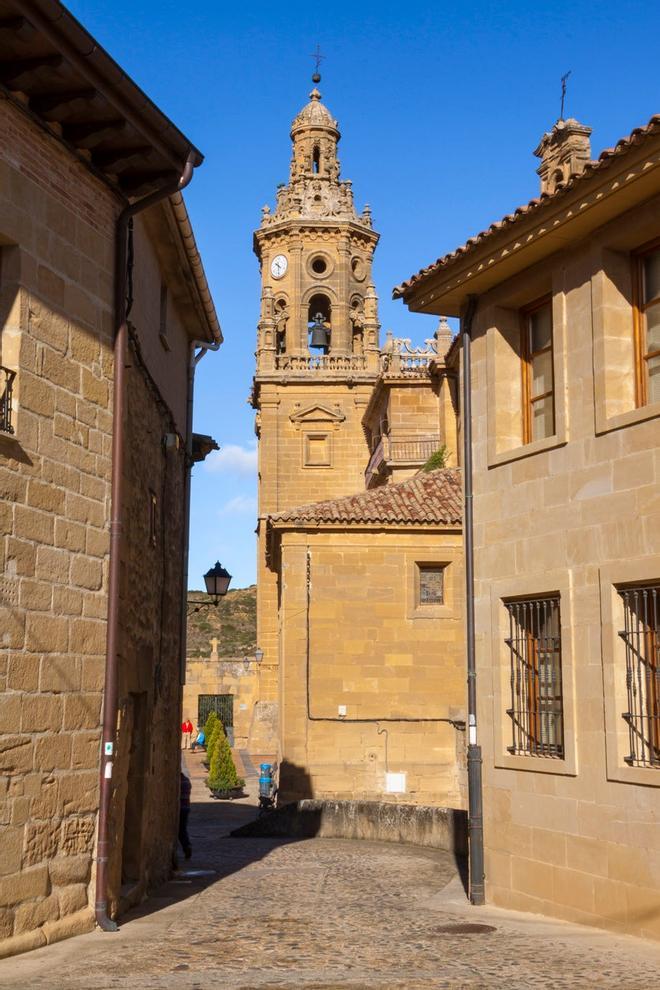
[186,585,257,658]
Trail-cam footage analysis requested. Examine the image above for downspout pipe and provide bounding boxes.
[179,338,221,688]
[95,152,198,933]
[462,294,485,906]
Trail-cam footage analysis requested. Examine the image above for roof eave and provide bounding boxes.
[168,194,222,344]
[395,131,660,316]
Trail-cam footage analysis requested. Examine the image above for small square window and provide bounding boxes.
[303,432,331,467]
[418,565,444,605]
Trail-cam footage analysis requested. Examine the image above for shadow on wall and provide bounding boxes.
[278,758,314,803]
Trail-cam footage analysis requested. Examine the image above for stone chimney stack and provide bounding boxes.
[534,118,592,195]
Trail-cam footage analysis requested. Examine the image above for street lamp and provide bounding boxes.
[203,561,232,599]
[243,647,264,671]
[187,561,232,614]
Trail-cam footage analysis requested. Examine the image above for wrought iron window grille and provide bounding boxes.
[618,585,660,768]
[0,367,16,435]
[504,596,564,758]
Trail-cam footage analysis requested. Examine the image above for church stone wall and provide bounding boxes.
[276,528,466,808]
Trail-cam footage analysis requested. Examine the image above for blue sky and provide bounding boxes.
[67,0,659,589]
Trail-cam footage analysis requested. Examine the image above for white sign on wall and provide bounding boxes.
[385,771,407,794]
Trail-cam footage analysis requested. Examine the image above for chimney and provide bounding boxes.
[534,118,592,195]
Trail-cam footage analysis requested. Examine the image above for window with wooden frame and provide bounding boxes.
[632,241,660,407]
[417,564,445,606]
[521,297,555,443]
[618,584,659,768]
[504,596,564,758]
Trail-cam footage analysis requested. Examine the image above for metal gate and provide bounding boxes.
[198,694,234,742]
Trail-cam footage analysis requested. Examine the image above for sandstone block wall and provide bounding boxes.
[256,380,375,743]
[1,96,196,952]
[183,654,260,750]
[277,528,466,809]
[469,194,660,939]
[0,98,117,953]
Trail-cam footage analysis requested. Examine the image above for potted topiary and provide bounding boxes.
[203,721,223,769]
[203,709,219,742]
[207,730,244,799]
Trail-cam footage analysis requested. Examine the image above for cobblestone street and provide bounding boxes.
[1,754,659,990]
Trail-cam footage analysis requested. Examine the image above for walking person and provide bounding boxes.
[179,770,192,860]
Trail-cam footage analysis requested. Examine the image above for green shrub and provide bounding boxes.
[207,732,244,793]
[421,445,448,472]
[204,723,222,767]
[203,710,219,741]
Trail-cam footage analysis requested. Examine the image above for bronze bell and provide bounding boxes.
[309,313,330,351]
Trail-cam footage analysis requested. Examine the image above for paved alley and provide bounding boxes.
[1,753,659,990]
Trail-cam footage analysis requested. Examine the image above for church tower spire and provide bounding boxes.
[254,80,380,368]
[251,82,381,737]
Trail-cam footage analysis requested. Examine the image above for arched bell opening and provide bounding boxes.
[312,144,321,174]
[274,298,288,354]
[308,294,331,354]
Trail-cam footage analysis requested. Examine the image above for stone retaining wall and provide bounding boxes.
[232,799,468,855]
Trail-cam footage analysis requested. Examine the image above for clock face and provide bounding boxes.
[271,254,288,279]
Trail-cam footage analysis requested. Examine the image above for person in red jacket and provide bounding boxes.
[181,718,193,749]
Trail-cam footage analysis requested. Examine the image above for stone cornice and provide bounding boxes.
[254,219,379,259]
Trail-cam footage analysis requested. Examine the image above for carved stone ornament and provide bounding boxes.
[260,87,373,229]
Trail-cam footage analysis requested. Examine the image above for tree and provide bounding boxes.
[204,722,223,768]
[203,709,219,741]
[207,731,244,794]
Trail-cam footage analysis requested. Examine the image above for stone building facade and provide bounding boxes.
[363,321,458,489]
[251,82,381,752]
[267,470,466,807]
[183,644,261,752]
[251,80,466,804]
[396,114,660,938]
[0,2,219,957]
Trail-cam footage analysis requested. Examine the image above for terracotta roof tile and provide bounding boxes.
[268,468,462,528]
[393,114,660,299]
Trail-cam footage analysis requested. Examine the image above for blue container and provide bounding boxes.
[259,763,273,799]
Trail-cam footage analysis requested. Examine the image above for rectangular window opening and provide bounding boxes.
[304,432,331,467]
[418,565,445,606]
[0,365,16,434]
[618,584,660,768]
[633,241,660,408]
[504,595,564,758]
[521,297,555,444]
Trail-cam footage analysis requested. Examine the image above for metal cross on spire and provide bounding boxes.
[310,43,325,84]
[560,70,572,120]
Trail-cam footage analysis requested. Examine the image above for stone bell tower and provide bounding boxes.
[250,76,380,749]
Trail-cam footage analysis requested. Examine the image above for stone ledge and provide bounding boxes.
[0,907,94,960]
[231,799,468,855]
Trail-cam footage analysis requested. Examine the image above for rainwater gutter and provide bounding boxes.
[179,337,221,688]
[461,294,485,906]
[95,152,199,933]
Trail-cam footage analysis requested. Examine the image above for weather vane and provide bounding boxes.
[560,70,571,120]
[310,43,325,84]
